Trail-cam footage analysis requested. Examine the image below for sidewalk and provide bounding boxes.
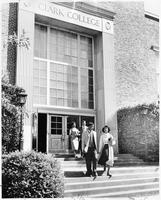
[62,193,160,200]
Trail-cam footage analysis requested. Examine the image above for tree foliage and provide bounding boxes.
[2,77,26,153]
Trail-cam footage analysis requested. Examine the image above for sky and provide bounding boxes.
[144,0,160,16]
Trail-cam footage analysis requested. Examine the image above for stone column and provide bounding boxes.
[102,31,118,154]
[95,27,118,154]
[16,6,35,151]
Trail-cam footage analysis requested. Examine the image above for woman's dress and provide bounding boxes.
[69,128,80,151]
[98,133,115,166]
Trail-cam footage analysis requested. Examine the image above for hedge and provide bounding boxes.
[117,103,159,162]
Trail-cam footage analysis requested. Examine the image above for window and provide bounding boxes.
[33,60,47,104]
[51,116,62,135]
[34,24,94,109]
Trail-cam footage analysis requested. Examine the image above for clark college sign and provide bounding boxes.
[20,0,113,34]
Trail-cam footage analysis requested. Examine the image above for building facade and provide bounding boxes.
[1,0,159,155]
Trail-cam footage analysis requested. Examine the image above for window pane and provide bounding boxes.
[57,98,64,106]
[57,129,62,135]
[50,88,57,97]
[89,101,94,109]
[34,24,47,58]
[33,60,47,104]
[40,87,47,95]
[40,78,47,87]
[80,35,93,68]
[81,100,88,108]
[51,123,56,128]
[33,78,39,86]
[57,117,62,122]
[72,100,78,107]
[33,87,39,94]
[57,73,64,81]
[51,129,56,135]
[50,97,57,105]
[50,28,78,64]
[57,90,64,98]
[51,116,56,122]
[57,123,62,128]
[39,96,47,104]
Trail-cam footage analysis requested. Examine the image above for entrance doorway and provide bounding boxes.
[48,115,66,153]
[38,113,47,153]
[37,114,95,153]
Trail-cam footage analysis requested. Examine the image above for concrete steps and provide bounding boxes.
[65,182,159,197]
[56,153,159,198]
[90,187,159,198]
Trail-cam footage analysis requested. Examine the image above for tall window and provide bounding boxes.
[34,24,94,109]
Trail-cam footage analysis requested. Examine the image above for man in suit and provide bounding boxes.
[82,122,98,177]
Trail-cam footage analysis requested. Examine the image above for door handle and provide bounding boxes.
[61,135,65,141]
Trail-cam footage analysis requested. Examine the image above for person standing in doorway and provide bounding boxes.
[69,122,80,158]
[98,125,115,178]
[79,120,88,157]
[82,122,98,177]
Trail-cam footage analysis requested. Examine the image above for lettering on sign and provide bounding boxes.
[67,12,100,27]
[20,0,113,34]
[39,3,65,17]
[38,2,101,28]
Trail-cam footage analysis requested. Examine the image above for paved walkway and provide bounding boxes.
[62,194,160,200]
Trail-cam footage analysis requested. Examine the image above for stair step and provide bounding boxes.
[64,182,159,197]
[65,177,159,190]
[58,156,144,161]
[89,187,159,198]
[60,159,145,164]
[61,161,146,167]
[65,172,159,183]
[63,166,159,174]
[60,154,159,198]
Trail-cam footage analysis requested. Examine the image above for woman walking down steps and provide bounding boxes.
[98,125,116,178]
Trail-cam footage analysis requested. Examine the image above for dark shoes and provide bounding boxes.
[93,171,98,177]
[85,172,92,177]
[85,171,98,177]
[107,173,112,178]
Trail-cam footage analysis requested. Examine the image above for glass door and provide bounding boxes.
[48,115,65,153]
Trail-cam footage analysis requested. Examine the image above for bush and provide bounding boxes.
[2,80,26,153]
[117,103,159,162]
[2,151,64,198]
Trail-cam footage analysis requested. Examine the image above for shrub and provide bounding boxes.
[117,103,159,162]
[2,151,64,198]
[2,80,26,153]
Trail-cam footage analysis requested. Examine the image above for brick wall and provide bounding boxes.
[112,2,159,109]
[113,2,159,160]
[1,3,18,85]
[94,2,159,159]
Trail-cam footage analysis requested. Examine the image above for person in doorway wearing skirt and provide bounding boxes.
[98,125,115,178]
[69,122,80,158]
